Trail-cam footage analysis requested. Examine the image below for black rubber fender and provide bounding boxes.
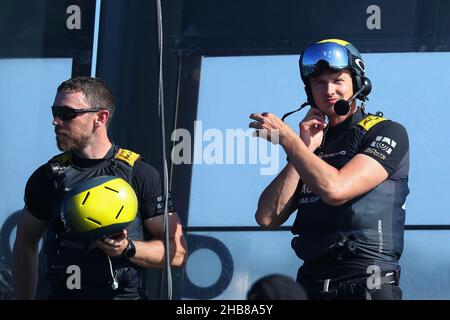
[183,234,234,299]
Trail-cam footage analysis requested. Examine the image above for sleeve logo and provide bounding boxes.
[156,192,174,214]
[370,136,397,155]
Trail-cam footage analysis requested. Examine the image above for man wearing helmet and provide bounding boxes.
[12,77,187,299]
[250,39,409,300]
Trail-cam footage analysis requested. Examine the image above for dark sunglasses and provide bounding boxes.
[51,105,105,121]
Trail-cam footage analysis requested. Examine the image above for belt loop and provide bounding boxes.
[323,279,331,292]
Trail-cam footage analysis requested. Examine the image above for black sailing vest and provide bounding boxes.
[44,145,146,298]
[291,111,409,270]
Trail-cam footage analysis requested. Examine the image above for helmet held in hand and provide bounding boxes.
[60,176,138,240]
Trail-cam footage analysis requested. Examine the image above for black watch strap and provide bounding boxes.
[121,239,136,260]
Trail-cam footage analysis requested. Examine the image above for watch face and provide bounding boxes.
[123,240,136,259]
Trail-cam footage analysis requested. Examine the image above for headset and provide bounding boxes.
[284,39,373,119]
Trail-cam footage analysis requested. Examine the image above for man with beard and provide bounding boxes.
[12,77,187,299]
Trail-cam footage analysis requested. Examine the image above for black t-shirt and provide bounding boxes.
[316,109,409,177]
[24,146,162,221]
[354,117,408,178]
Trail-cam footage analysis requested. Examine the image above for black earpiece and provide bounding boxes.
[354,76,372,99]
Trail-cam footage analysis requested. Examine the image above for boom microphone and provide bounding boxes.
[334,99,352,116]
[333,84,368,116]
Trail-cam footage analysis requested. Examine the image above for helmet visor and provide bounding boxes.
[300,42,352,79]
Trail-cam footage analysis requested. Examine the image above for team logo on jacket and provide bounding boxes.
[298,184,320,204]
[370,136,397,155]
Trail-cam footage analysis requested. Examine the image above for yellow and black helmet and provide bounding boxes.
[299,39,372,102]
[60,176,138,240]
[299,39,366,82]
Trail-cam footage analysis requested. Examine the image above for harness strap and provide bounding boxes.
[357,114,388,131]
[114,148,141,166]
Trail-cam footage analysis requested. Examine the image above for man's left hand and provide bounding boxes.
[249,112,297,145]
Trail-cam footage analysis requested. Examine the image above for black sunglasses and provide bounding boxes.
[51,105,105,121]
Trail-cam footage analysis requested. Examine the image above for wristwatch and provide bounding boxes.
[121,239,136,260]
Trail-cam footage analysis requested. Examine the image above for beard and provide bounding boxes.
[55,128,92,152]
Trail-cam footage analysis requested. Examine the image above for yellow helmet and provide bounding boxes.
[60,176,138,240]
